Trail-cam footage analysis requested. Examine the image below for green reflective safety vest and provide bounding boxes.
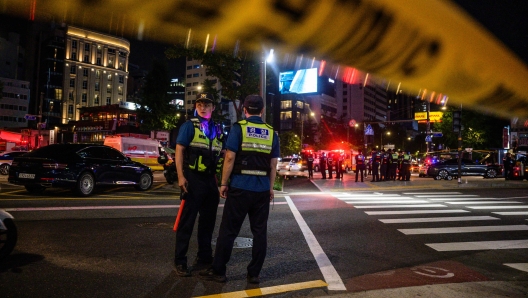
[233,120,274,176]
[185,118,223,174]
[391,153,399,163]
[403,154,411,164]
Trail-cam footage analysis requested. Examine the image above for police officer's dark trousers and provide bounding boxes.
[175,169,219,266]
[356,166,365,182]
[372,164,379,182]
[212,187,270,277]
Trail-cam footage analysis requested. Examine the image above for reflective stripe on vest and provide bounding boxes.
[187,118,222,172]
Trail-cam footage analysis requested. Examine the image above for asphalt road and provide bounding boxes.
[1,172,528,297]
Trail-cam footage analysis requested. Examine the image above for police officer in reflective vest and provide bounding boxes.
[402,152,412,181]
[389,149,399,180]
[200,95,280,283]
[174,93,223,277]
[355,150,366,182]
[380,149,389,181]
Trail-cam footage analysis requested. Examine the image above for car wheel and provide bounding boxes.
[76,172,95,197]
[24,185,46,194]
[0,164,9,175]
[434,175,441,180]
[486,168,498,178]
[0,218,17,260]
[135,172,153,191]
[438,169,449,180]
[445,175,453,181]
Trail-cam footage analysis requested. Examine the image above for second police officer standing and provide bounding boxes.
[200,95,280,284]
[389,149,399,181]
[174,93,223,277]
[371,150,381,182]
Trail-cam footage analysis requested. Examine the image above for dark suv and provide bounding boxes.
[427,158,501,180]
[8,143,153,196]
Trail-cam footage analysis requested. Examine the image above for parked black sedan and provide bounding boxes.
[8,143,153,196]
[427,158,501,180]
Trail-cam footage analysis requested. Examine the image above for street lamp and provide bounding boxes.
[260,49,274,122]
[381,131,390,149]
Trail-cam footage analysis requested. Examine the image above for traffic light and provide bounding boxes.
[452,110,461,133]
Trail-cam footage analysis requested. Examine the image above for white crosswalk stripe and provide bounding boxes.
[331,191,528,256]
[504,263,528,273]
[353,204,446,209]
[399,225,528,235]
[379,216,499,223]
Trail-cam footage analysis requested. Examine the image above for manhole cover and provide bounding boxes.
[136,222,172,229]
[212,237,253,248]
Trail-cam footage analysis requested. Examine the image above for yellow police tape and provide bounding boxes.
[10,0,528,118]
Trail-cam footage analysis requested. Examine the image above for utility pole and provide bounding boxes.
[38,92,43,148]
[426,99,431,153]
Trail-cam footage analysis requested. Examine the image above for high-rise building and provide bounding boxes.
[62,26,130,124]
[0,78,30,128]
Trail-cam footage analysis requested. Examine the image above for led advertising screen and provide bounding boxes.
[279,68,318,94]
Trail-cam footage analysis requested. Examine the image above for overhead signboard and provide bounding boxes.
[414,111,443,122]
[364,124,374,136]
[432,132,443,137]
[24,114,37,121]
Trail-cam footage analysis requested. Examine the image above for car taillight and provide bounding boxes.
[42,163,68,169]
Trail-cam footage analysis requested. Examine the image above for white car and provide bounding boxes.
[0,151,29,175]
[277,157,302,171]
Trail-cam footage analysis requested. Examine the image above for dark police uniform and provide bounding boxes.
[307,155,314,179]
[380,150,389,181]
[175,116,222,270]
[371,151,381,182]
[355,152,365,182]
[389,151,399,180]
[210,115,280,279]
[327,154,334,179]
[320,154,327,179]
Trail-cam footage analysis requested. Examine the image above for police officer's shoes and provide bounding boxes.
[247,273,260,284]
[174,264,191,277]
[199,268,227,283]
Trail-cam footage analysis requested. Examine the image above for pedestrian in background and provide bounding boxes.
[200,95,280,284]
[504,152,513,179]
[380,149,388,181]
[174,93,223,277]
[307,154,314,179]
[371,150,380,182]
[320,152,327,179]
[355,150,365,182]
[327,153,334,179]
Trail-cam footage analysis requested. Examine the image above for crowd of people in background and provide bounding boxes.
[305,149,413,182]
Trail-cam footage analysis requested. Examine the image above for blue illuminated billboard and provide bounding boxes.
[279,68,318,94]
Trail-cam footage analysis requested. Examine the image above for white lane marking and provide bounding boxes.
[399,225,528,235]
[284,196,346,291]
[337,197,414,201]
[468,206,528,210]
[3,202,290,212]
[494,212,528,215]
[353,204,446,209]
[414,195,478,198]
[403,192,462,195]
[445,201,522,204]
[365,210,470,215]
[504,263,528,273]
[333,194,401,197]
[426,240,528,251]
[430,197,514,201]
[379,216,499,223]
[346,200,429,204]
[505,196,528,199]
